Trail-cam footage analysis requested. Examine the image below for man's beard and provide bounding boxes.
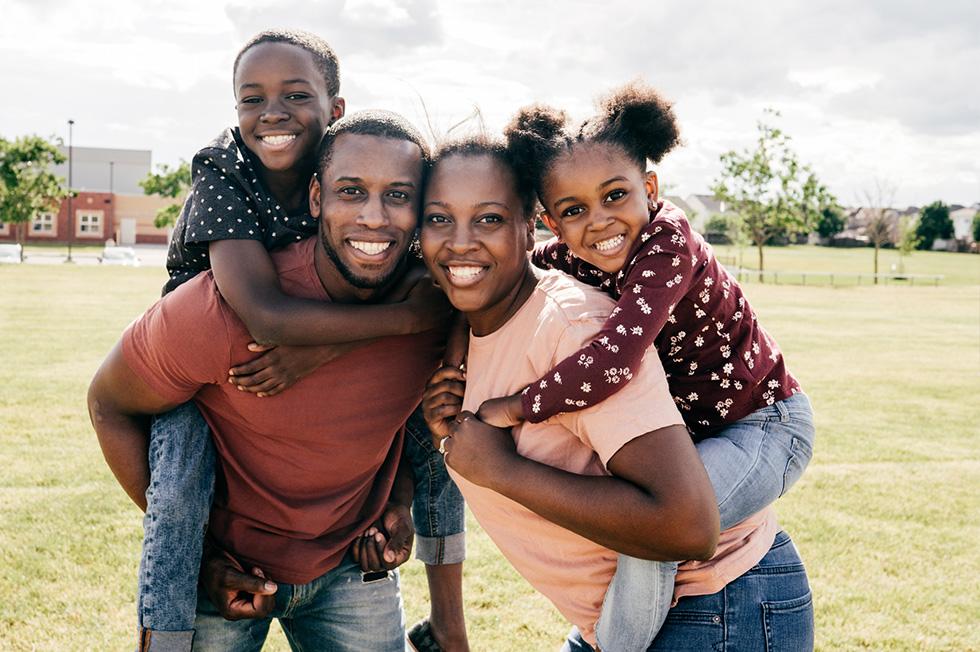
[320,230,408,290]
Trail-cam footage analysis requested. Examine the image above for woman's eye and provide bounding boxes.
[606,189,627,202]
[424,213,450,224]
[477,213,503,224]
[561,206,585,219]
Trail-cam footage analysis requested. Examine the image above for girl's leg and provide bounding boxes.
[595,557,677,652]
[403,407,469,650]
[138,402,216,651]
[696,392,815,529]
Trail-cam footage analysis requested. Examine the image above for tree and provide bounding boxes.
[895,215,921,275]
[816,205,845,240]
[0,135,67,260]
[972,211,980,245]
[915,201,953,251]
[712,109,834,281]
[139,161,191,228]
[862,180,897,285]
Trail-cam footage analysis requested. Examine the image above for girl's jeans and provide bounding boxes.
[566,530,814,651]
[595,392,816,652]
[136,402,464,650]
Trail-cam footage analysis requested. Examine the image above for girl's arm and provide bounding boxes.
[210,239,450,347]
[481,227,694,427]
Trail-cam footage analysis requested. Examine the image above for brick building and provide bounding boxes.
[0,145,178,246]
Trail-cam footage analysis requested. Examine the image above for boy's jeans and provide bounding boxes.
[138,403,464,648]
[595,392,815,652]
[192,555,405,652]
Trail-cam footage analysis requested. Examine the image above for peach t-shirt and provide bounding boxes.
[454,270,776,645]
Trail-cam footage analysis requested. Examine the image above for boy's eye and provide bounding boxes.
[286,93,311,101]
[560,205,585,219]
[605,189,627,202]
[239,96,263,105]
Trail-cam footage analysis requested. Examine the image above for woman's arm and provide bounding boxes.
[210,239,451,346]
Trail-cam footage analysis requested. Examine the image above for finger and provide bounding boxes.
[228,368,275,388]
[228,355,276,378]
[365,532,386,571]
[250,379,285,397]
[426,404,464,428]
[247,342,275,352]
[426,365,467,386]
[221,567,278,595]
[256,381,288,398]
[383,522,413,567]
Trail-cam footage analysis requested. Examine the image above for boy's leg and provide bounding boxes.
[697,392,815,530]
[404,407,469,650]
[138,402,216,651]
[594,557,677,652]
[279,557,405,652]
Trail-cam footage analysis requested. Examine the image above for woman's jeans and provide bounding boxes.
[137,402,464,647]
[567,530,814,651]
[595,393,816,652]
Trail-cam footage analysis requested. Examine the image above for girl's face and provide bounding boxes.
[539,142,658,274]
[421,154,536,336]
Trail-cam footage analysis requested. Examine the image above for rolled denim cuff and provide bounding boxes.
[414,531,466,565]
[138,628,194,652]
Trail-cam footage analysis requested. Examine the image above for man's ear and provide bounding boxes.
[645,170,660,203]
[329,97,346,125]
[309,174,322,219]
[539,210,562,241]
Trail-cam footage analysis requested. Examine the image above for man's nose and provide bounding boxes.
[357,195,389,228]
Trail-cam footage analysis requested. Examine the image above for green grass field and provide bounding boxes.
[1,247,978,651]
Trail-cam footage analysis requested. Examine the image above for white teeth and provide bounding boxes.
[594,234,625,252]
[349,240,391,255]
[448,266,484,279]
[261,134,296,145]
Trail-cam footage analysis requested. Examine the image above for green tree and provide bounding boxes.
[972,211,980,245]
[915,201,953,251]
[139,161,191,228]
[0,135,67,260]
[895,215,921,274]
[816,205,845,239]
[712,109,834,280]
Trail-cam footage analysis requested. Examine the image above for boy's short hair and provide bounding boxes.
[233,29,341,97]
[316,110,432,176]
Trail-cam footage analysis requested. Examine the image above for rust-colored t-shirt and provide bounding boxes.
[122,238,443,583]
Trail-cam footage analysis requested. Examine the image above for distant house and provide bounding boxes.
[949,204,978,247]
[832,206,904,247]
[684,194,729,233]
[0,145,177,247]
[663,195,698,228]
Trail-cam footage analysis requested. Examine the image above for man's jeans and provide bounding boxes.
[566,530,814,651]
[138,403,464,645]
[595,393,816,652]
[192,555,405,651]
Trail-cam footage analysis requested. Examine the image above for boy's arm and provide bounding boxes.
[210,238,450,346]
[87,342,185,511]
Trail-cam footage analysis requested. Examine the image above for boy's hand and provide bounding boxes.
[228,342,356,397]
[422,365,466,445]
[441,411,518,489]
[476,393,525,428]
[201,544,277,620]
[351,503,414,572]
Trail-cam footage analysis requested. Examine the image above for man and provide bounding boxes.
[88,111,442,651]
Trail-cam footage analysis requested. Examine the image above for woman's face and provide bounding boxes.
[421,154,535,335]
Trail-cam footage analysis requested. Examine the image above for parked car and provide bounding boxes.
[0,243,23,263]
[99,246,140,267]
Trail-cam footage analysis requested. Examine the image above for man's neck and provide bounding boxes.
[312,238,404,304]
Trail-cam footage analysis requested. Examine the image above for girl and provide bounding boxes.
[419,138,813,650]
[470,81,815,650]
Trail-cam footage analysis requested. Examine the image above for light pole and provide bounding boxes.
[66,119,75,263]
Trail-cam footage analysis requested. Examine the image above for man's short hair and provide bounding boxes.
[233,29,341,97]
[316,110,432,176]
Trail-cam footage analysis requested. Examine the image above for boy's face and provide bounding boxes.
[234,42,344,174]
[310,133,423,290]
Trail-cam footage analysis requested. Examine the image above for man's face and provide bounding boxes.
[310,133,423,289]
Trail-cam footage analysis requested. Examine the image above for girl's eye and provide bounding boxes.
[605,189,627,202]
[561,206,585,219]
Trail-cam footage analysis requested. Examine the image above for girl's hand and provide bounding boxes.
[442,411,519,489]
[476,393,525,428]
[228,342,356,397]
[422,365,466,444]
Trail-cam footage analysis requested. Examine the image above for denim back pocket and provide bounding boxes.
[762,591,815,651]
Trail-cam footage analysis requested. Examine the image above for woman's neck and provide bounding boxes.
[467,265,540,337]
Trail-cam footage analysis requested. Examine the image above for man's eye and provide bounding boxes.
[606,189,627,202]
[387,190,410,201]
[561,206,585,218]
[339,187,364,196]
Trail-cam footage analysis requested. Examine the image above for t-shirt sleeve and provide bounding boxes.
[547,317,684,467]
[182,152,265,246]
[521,222,695,423]
[121,281,232,404]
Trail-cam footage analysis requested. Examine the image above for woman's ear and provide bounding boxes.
[539,210,562,242]
[525,218,536,252]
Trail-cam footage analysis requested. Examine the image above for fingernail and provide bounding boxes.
[257,393,265,398]
[385,551,394,562]
[264,581,277,591]
[375,533,385,543]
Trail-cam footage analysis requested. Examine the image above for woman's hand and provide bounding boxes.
[228,342,357,397]
[441,411,519,490]
[476,393,525,428]
[422,365,467,444]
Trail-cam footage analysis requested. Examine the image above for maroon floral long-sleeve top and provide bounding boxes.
[525,200,799,435]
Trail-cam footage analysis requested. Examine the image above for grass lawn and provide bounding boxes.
[1,249,978,651]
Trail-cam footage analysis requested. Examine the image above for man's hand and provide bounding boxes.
[201,544,277,621]
[476,393,525,428]
[351,502,414,572]
[422,365,467,445]
[441,411,520,489]
[228,342,356,397]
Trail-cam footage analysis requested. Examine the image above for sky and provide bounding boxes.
[2,0,978,208]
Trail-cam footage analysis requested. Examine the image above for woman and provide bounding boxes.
[419,137,814,651]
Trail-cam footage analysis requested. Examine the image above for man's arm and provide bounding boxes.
[87,341,184,511]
